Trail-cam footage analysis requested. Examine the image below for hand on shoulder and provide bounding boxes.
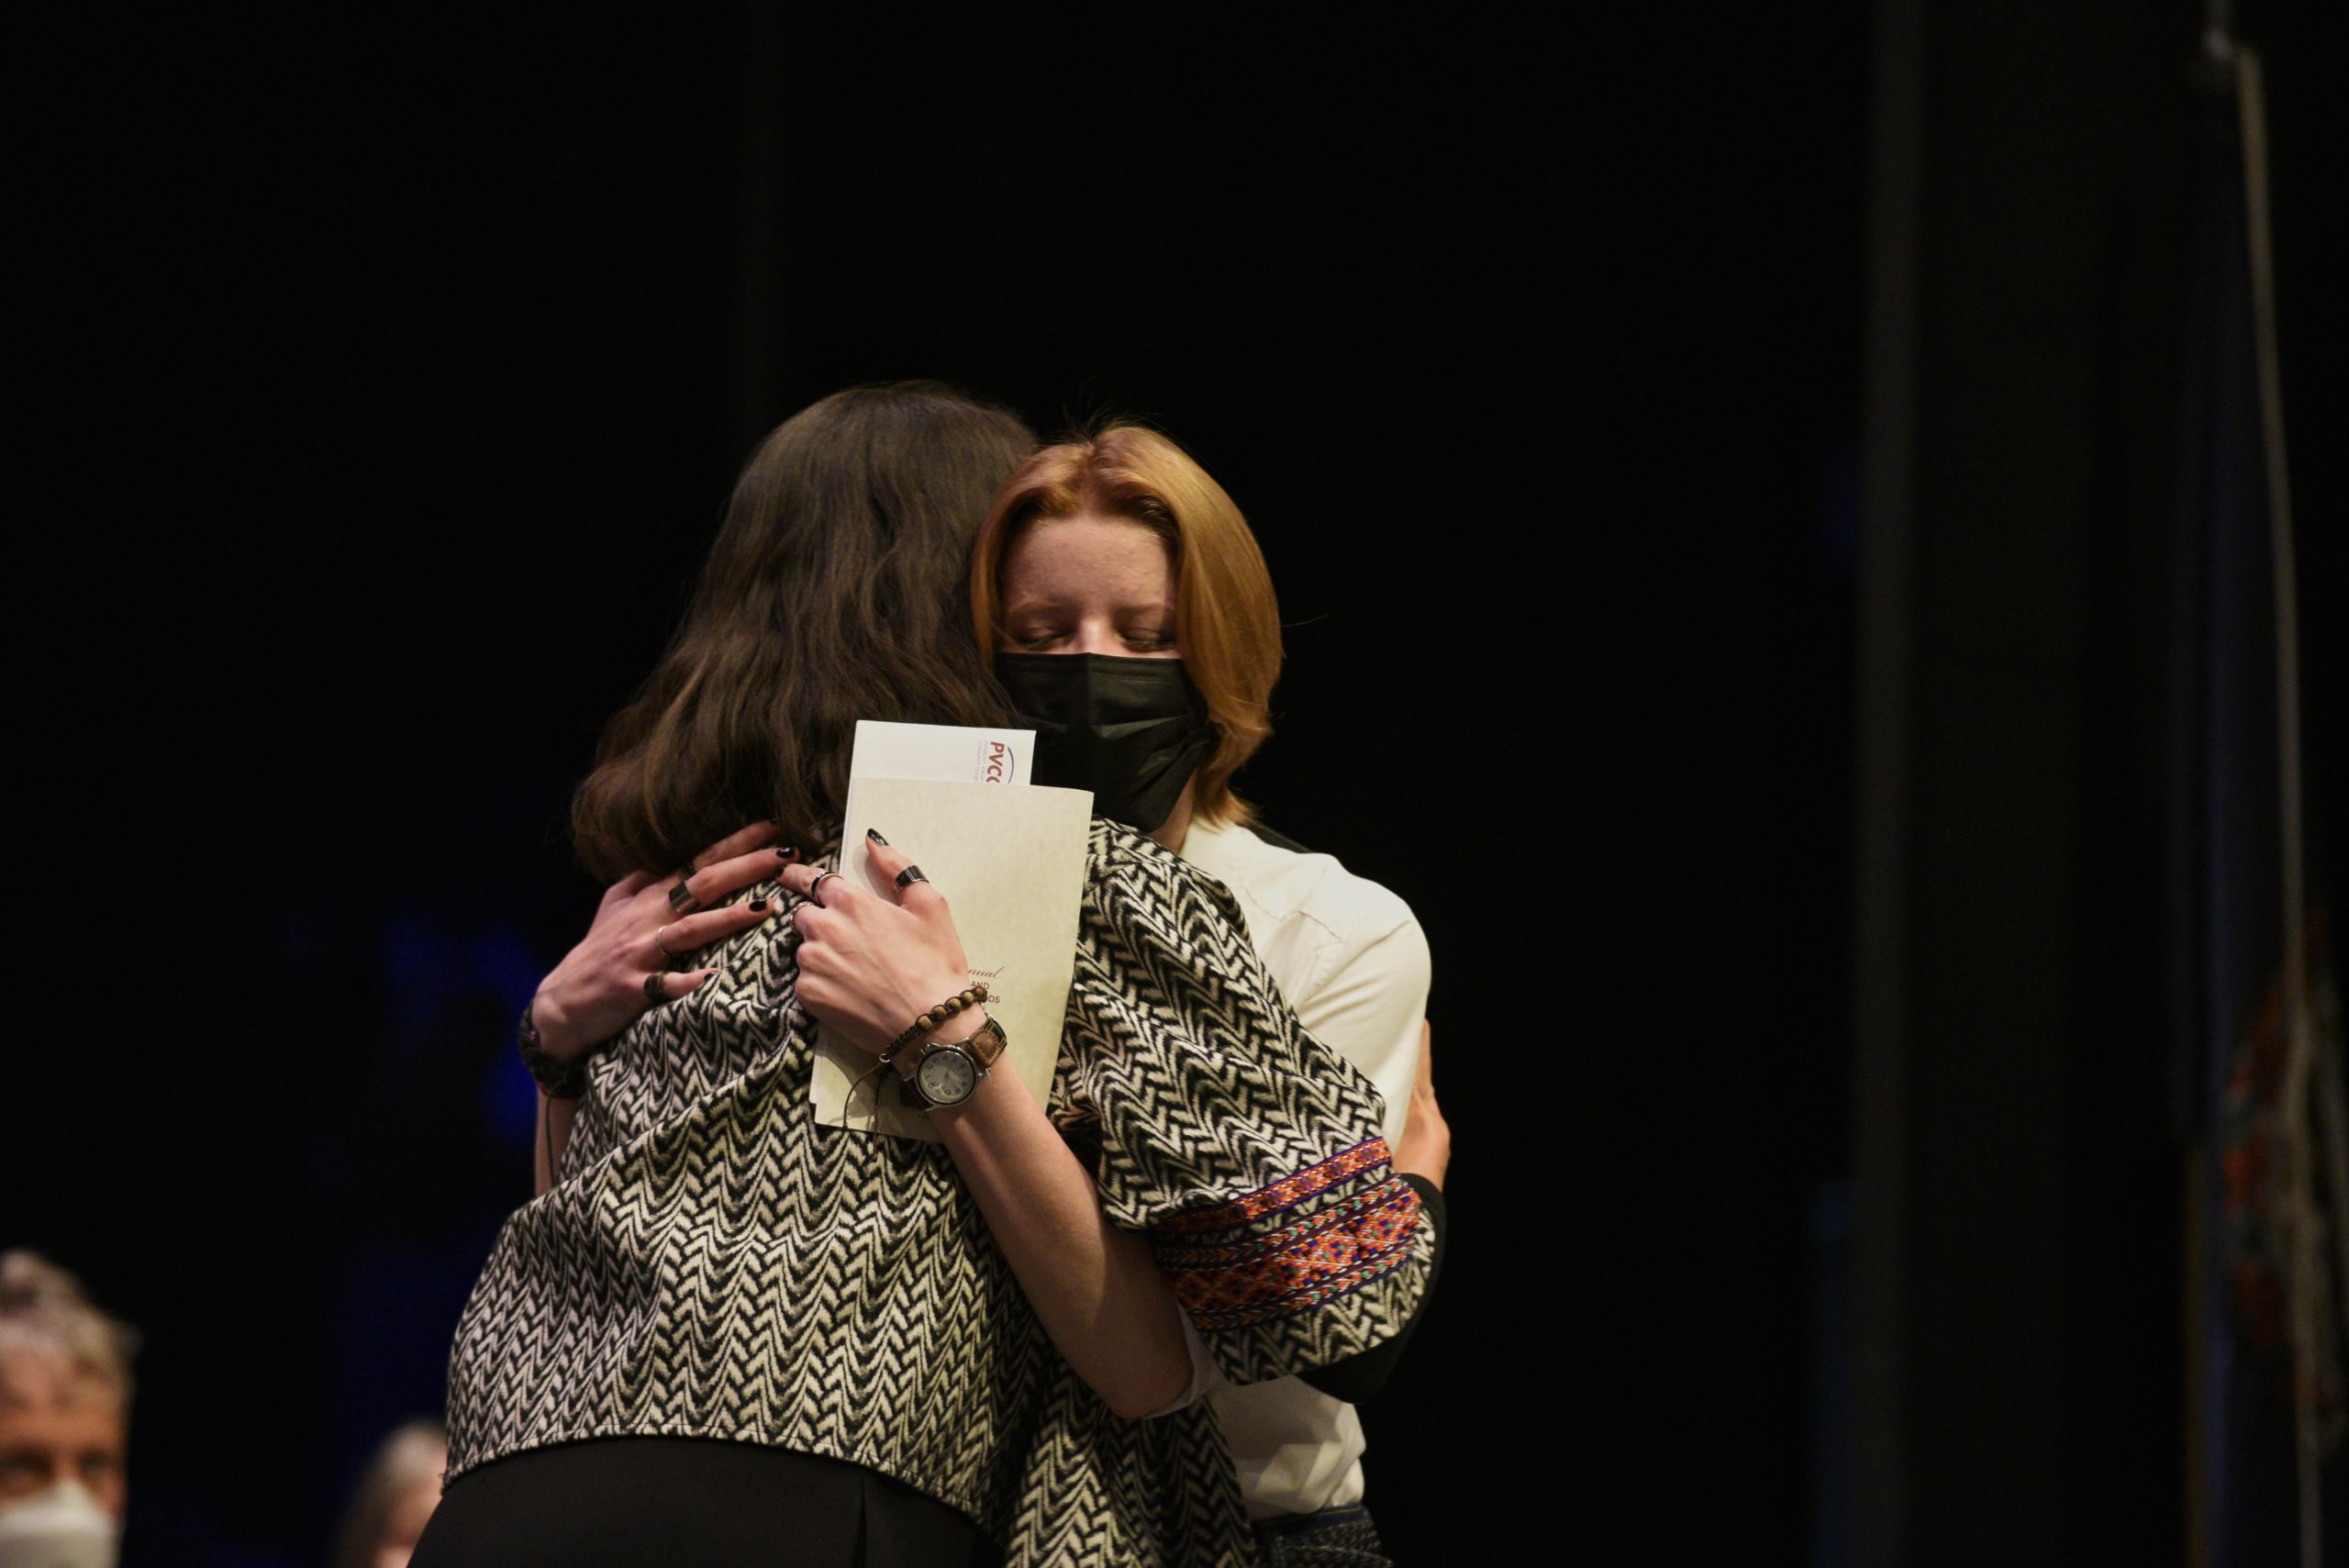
[529,820,792,1062]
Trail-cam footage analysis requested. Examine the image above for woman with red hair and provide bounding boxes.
[963,426,1450,1565]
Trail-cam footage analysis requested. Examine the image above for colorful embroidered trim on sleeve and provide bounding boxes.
[1151,1139,1424,1330]
[1152,1137,1395,1234]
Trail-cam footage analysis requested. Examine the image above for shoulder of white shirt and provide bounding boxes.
[1180,816,1421,955]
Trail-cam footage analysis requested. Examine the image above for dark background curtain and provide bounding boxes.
[6,2,2332,1563]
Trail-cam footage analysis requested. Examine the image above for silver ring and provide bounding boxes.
[667,878,700,916]
[642,973,667,1005]
[653,925,680,962]
[895,864,928,890]
[807,870,845,906]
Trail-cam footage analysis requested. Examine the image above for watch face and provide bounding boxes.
[917,1048,977,1106]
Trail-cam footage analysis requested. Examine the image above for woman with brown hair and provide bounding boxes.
[415,384,1431,1567]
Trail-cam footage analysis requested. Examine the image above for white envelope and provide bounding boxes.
[812,723,1093,1140]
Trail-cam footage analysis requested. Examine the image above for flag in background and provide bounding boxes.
[2172,36,2345,1568]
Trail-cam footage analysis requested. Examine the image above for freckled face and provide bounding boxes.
[997,515,1180,659]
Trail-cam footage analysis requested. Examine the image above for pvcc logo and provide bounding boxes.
[979,740,1016,784]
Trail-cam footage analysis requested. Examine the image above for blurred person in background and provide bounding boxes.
[0,1252,134,1568]
[329,1421,447,1568]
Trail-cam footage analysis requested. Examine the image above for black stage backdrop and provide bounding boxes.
[44,4,2314,1563]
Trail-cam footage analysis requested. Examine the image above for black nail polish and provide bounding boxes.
[774,847,795,860]
[866,828,888,845]
[748,899,769,914]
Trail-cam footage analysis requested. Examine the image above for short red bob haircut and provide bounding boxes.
[970,426,1281,828]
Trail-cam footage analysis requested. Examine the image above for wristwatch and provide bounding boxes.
[897,1017,1008,1111]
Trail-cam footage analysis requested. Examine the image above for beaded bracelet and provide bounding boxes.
[517,1003,590,1099]
[881,983,991,1063]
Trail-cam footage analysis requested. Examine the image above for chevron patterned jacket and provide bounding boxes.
[442,819,1433,1564]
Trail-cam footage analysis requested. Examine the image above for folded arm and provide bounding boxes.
[1056,825,1438,1390]
[781,837,1194,1419]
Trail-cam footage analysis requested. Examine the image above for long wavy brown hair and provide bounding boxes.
[573,383,1036,879]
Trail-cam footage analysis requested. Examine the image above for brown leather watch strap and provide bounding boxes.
[956,1016,1007,1071]
[897,1017,1008,1110]
[899,1015,1006,1078]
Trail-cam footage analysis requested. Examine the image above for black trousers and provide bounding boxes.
[409,1437,987,1568]
[1253,1504,1393,1568]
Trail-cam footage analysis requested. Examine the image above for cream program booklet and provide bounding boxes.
[811,721,1094,1141]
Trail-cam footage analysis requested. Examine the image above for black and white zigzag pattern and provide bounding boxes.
[441,821,1432,1565]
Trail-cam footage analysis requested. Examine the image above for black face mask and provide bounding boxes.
[994,652,1219,833]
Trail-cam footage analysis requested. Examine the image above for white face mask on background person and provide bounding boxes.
[0,1477,119,1568]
